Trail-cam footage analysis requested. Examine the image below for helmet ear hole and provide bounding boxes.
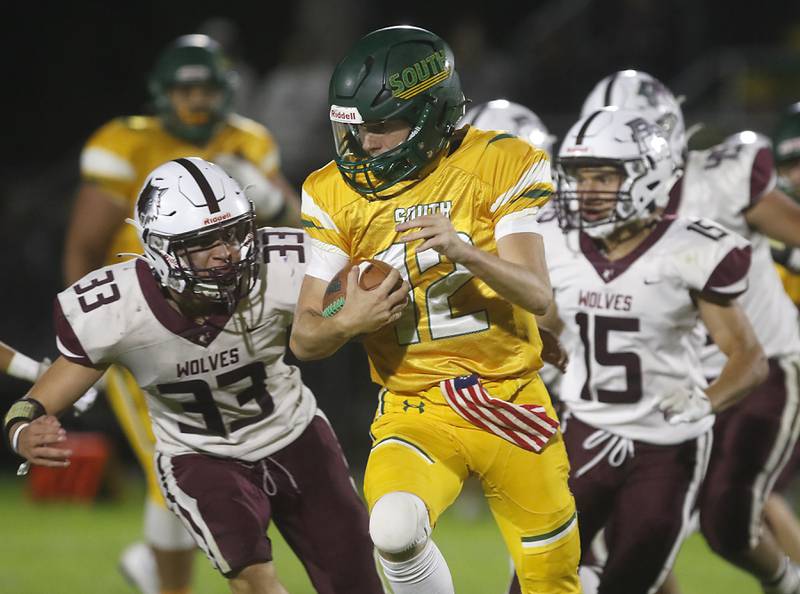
[372,88,394,107]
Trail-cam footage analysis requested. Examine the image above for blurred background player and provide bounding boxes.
[62,34,300,594]
[767,102,800,564]
[582,70,800,594]
[8,158,383,594]
[292,25,580,594]
[460,99,556,158]
[0,341,51,385]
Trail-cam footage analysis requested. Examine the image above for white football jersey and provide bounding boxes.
[547,215,751,444]
[671,133,800,375]
[55,228,315,461]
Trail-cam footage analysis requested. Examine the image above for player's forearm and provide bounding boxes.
[27,357,104,416]
[459,244,552,315]
[536,298,563,335]
[289,309,353,360]
[705,342,768,413]
[746,189,800,247]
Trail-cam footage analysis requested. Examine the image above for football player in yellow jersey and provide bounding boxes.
[62,35,299,594]
[290,26,580,594]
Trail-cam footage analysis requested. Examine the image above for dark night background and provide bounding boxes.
[2,0,800,472]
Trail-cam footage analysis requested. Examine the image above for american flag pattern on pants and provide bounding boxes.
[440,375,559,452]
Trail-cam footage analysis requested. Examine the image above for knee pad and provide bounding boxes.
[369,492,431,554]
[144,499,196,551]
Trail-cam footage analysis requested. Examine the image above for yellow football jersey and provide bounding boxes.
[778,263,800,306]
[80,114,281,264]
[302,126,553,395]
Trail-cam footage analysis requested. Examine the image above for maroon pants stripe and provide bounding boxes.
[156,415,384,592]
[155,453,224,570]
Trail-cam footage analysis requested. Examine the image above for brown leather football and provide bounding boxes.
[321,259,398,318]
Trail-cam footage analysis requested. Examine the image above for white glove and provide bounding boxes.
[658,385,713,424]
[213,154,285,220]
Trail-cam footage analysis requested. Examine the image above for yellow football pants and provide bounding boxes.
[364,378,581,594]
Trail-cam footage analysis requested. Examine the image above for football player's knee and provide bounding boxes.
[144,499,195,551]
[369,492,431,554]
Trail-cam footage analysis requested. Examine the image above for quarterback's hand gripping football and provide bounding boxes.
[397,214,470,262]
[15,415,72,468]
[658,385,713,424]
[335,266,410,337]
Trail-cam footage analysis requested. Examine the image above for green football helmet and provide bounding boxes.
[328,25,466,199]
[774,102,800,165]
[149,34,235,144]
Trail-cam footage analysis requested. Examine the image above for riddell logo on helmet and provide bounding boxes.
[389,50,450,100]
[330,106,364,124]
[203,212,232,225]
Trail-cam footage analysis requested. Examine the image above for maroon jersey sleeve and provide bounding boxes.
[701,245,752,300]
[748,146,776,209]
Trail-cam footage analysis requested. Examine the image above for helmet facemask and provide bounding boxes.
[555,158,655,239]
[331,96,461,200]
[145,211,257,313]
[161,81,231,144]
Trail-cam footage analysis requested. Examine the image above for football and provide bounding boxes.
[321,259,398,318]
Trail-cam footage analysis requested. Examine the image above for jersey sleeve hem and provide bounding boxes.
[700,245,752,300]
[494,208,543,241]
[306,238,349,282]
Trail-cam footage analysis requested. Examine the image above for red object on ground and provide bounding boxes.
[27,432,111,502]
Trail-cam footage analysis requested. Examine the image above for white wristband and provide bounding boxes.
[11,422,30,454]
[7,353,41,383]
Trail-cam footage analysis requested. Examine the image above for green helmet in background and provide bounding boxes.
[774,102,800,199]
[328,25,466,199]
[774,102,800,165]
[149,34,236,144]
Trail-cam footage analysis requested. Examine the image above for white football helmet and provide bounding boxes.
[130,157,257,310]
[556,107,675,238]
[581,70,686,168]
[461,99,556,156]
